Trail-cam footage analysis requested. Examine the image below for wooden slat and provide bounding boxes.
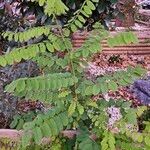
[103,47,150,51]
[73,42,150,46]
[103,51,150,55]
[72,30,150,55]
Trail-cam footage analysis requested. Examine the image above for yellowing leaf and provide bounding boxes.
[68,101,76,116]
[77,102,84,115]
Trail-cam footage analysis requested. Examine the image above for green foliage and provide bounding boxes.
[116,140,144,150]
[88,100,150,150]
[2,26,50,42]
[0,42,45,66]
[71,24,108,58]
[67,0,99,32]
[107,31,139,47]
[123,116,150,148]
[76,66,146,96]
[101,131,116,150]
[30,0,69,16]
[77,131,100,150]
[0,36,72,66]
[22,105,69,148]
[10,111,40,130]
[5,73,78,102]
[0,0,149,149]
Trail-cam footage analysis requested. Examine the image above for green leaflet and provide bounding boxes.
[118,79,128,86]
[79,140,94,150]
[39,0,45,6]
[46,42,55,52]
[10,117,19,129]
[75,20,83,28]
[71,24,78,32]
[100,82,108,94]
[58,90,70,98]
[54,116,64,131]
[108,80,118,91]
[101,131,116,150]
[39,43,46,53]
[5,73,78,100]
[5,53,14,64]
[41,122,52,137]
[84,6,92,15]
[125,109,137,124]
[5,80,17,93]
[78,15,86,23]
[16,79,26,93]
[63,28,70,37]
[16,119,24,130]
[33,79,40,90]
[92,84,101,95]
[82,49,90,57]
[39,79,46,90]
[23,122,35,130]
[0,42,45,67]
[77,102,84,115]
[72,30,103,59]
[68,101,77,116]
[0,56,7,66]
[22,132,32,148]
[107,32,139,47]
[78,138,100,150]
[3,26,51,42]
[145,136,150,146]
[33,127,43,144]
[48,118,59,136]
[53,41,61,50]
[108,132,116,150]
[86,101,98,108]
[53,0,69,16]
[81,10,90,17]
[122,75,133,84]
[86,0,96,10]
[34,114,43,125]
[59,112,69,126]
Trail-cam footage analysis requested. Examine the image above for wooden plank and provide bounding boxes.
[72,30,150,56]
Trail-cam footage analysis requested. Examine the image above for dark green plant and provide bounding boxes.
[10,111,41,130]
[4,0,120,29]
[0,0,150,149]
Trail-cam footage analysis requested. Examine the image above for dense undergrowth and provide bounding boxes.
[0,0,150,150]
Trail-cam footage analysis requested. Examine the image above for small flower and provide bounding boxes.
[125,124,138,132]
[103,93,110,101]
[107,106,122,128]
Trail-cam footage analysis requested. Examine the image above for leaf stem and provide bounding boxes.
[54,16,78,100]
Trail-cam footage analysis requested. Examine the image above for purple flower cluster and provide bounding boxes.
[107,106,122,128]
[131,79,150,106]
